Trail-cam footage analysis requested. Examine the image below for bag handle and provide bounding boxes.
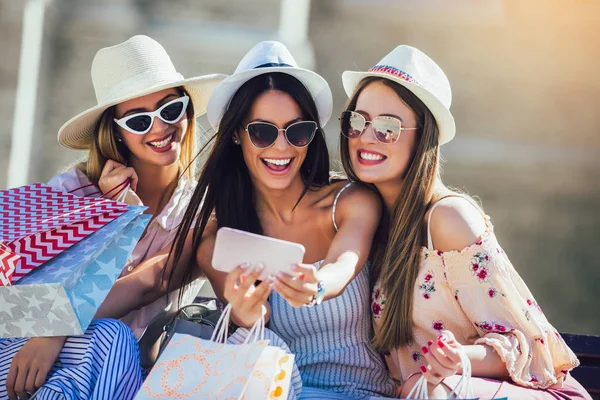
[67,178,130,201]
[210,303,265,344]
[406,347,473,399]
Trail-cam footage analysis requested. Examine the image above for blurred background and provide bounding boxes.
[1,0,598,334]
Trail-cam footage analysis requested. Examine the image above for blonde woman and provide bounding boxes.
[338,46,591,399]
[0,35,224,400]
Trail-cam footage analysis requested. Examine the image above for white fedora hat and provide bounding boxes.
[206,41,333,130]
[57,35,226,150]
[342,45,456,145]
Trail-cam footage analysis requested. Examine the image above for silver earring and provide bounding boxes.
[233,138,240,145]
[117,137,123,143]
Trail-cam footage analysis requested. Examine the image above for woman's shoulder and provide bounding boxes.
[329,182,382,229]
[313,180,379,208]
[428,195,488,253]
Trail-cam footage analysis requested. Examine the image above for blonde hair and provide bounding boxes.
[340,77,442,350]
[77,87,196,185]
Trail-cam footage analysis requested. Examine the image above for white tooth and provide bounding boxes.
[264,158,291,166]
[360,152,383,161]
[149,135,173,148]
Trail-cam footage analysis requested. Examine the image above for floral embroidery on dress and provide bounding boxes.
[412,351,424,362]
[470,252,490,282]
[526,298,543,313]
[372,284,386,318]
[487,287,506,298]
[474,321,515,333]
[454,289,460,303]
[418,271,436,299]
[432,320,445,332]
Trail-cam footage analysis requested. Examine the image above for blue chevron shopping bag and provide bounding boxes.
[0,205,150,338]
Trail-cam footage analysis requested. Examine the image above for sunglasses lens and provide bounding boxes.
[160,100,185,122]
[286,122,317,147]
[125,115,152,133]
[341,111,365,138]
[247,123,278,148]
[372,117,401,143]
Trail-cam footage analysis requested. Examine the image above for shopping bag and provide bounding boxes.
[136,304,295,400]
[243,345,295,400]
[403,348,482,400]
[0,183,128,285]
[137,332,268,399]
[0,205,149,338]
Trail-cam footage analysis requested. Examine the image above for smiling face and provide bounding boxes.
[237,89,309,192]
[114,88,189,168]
[347,80,419,186]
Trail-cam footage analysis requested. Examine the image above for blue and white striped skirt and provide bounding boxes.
[0,319,143,400]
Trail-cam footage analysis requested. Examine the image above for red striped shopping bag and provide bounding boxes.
[0,183,128,285]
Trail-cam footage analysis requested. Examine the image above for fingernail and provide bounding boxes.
[437,340,445,348]
[240,263,250,270]
[427,340,433,346]
[420,365,427,373]
[290,264,299,271]
[421,346,428,354]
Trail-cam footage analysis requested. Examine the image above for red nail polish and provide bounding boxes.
[421,346,428,354]
[438,340,445,348]
[437,335,444,341]
[420,365,427,373]
[427,340,433,346]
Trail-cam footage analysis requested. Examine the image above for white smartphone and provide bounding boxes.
[211,227,306,280]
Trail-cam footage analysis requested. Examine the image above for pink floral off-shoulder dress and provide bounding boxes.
[372,196,590,399]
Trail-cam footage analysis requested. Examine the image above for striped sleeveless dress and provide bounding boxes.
[231,183,396,400]
[0,319,142,399]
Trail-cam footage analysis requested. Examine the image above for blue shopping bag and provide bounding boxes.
[0,205,150,338]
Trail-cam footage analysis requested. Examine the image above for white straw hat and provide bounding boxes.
[57,35,226,150]
[342,45,456,145]
[206,41,333,130]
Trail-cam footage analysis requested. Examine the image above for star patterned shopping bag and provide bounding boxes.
[0,205,149,338]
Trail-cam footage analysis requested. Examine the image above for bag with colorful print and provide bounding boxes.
[136,304,294,400]
[242,345,294,400]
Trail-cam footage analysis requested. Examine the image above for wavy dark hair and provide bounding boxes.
[167,72,331,299]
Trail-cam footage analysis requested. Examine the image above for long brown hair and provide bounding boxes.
[77,86,196,185]
[166,72,331,299]
[340,77,441,350]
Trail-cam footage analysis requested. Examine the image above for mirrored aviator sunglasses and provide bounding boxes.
[245,121,318,149]
[113,95,189,134]
[340,110,416,144]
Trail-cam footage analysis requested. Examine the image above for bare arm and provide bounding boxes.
[318,184,381,299]
[273,184,382,307]
[95,229,198,319]
[429,198,509,380]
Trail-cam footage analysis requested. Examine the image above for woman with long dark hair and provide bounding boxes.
[168,41,397,400]
[339,45,591,399]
